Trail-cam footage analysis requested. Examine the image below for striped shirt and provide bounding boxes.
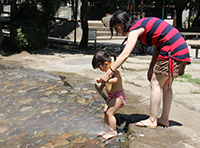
[129,17,191,83]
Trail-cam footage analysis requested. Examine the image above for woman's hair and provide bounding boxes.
[110,10,135,37]
[92,50,116,69]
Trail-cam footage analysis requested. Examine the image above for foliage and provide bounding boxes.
[11,0,64,51]
[35,0,62,18]
[15,1,42,21]
[178,74,200,85]
[11,19,46,51]
[88,0,127,19]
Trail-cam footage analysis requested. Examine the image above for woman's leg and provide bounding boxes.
[158,77,173,126]
[136,73,167,128]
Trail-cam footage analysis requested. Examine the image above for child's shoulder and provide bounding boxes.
[116,68,121,73]
[114,69,120,73]
[112,69,121,76]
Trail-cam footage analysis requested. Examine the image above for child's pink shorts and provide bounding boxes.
[108,89,125,108]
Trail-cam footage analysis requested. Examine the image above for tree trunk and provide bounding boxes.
[10,0,17,38]
[188,8,191,28]
[154,0,163,18]
[176,8,183,28]
[79,0,88,49]
[192,0,200,27]
[172,0,190,28]
[192,12,200,27]
[188,1,192,28]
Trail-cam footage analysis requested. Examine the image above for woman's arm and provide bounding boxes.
[147,46,159,81]
[100,27,145,82]
[149,46,158,69]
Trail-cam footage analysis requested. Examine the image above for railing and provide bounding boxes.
[180,32,200,39]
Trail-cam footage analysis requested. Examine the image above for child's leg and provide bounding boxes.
[158,78,173,126]
[102,98,122,140]
[104,103,109,125]
[97,104,108,136]
[105,98,122,131]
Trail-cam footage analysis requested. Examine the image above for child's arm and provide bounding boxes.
[96,78,105,91]
[107,70,119,84]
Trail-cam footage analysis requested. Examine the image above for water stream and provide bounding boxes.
[0,65,125,147]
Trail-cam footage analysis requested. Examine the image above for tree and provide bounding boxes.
[79,0,88,48]
[88,0,127,20]
[10,0,17,38]
[169,0,190,28]
[192,0,200,27]
[10,0,63,51]
[154,0,163,18]
[79,0,127,48]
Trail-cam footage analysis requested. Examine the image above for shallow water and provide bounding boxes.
[0,65,128,147]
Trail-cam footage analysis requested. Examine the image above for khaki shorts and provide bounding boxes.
[154,60,187,78]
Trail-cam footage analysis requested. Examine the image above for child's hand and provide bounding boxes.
[96,78,101,83]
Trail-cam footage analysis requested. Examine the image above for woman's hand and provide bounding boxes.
[100,72,110,83]
[147,68,153,82]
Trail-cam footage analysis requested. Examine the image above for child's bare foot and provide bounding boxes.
[97,131,105,136]
[157,118,169,127]
[102,131,117,140]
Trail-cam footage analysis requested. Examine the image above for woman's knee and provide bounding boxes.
[162,77,173,91]
[150,74,160,88]
[163,83,173,93]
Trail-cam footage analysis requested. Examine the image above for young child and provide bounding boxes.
[92,50,125,140]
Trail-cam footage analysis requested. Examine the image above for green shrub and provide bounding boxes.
[15,2,42,21]
[11,19,46,51]
[10,1,63,52]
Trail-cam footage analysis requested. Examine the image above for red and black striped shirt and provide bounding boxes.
[129,17,191,84]
[129,17,191,63]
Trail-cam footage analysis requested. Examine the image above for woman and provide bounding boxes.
[99,10,190,128]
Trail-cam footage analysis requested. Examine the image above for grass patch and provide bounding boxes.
[178,74,200,85]
[191,90,200,94]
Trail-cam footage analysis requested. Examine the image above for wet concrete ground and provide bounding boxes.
[0,65,130,148]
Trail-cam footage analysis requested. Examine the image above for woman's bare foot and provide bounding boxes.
[102,131,117,140]
[157,118,169,127]
[136,118,157,129]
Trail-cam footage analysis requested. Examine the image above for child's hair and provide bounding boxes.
[110,10,135,38]
[92,50,116,69]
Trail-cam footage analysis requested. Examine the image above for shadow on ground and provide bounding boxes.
[115,113,182,133]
